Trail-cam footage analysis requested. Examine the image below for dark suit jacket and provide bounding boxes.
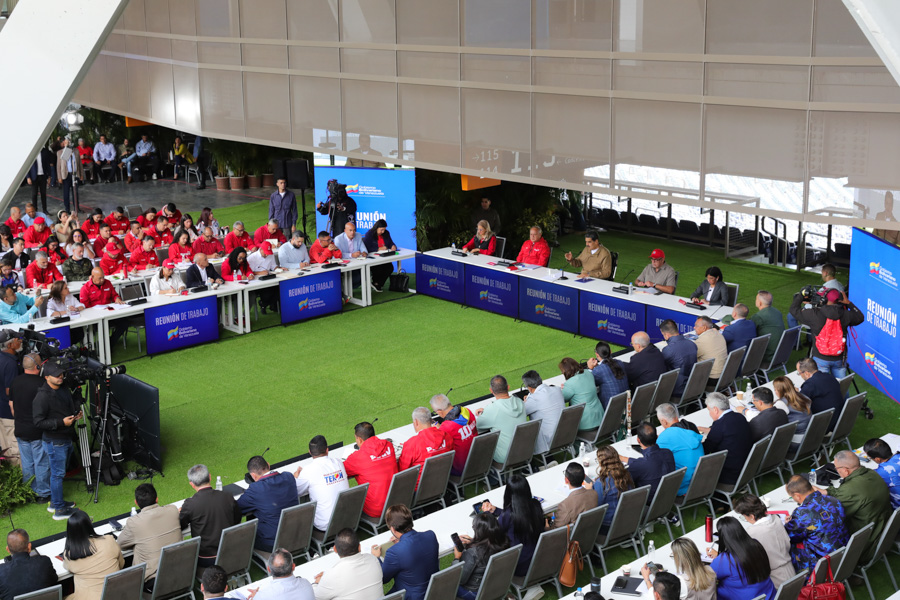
[628,444,676,502]
[27,148,55,181]
[0,552,57,600]
[236,471,299,551]
[691,280,730,305]
[184,263,220,288]
[381,529,439,600]
[801,371,845,432]
[662,335,698,396]
[703,411,752,485]
[179,487,242,558]
[748,406,788,442]
[722,319,757,354]
[363,228,396,253]
[625,344,668,390]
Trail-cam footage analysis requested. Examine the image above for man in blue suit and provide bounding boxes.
[699,393,752,485]
[372,504,439,600]
[236,455,300,551]
[660,319,697,398]
[722,304,757,354]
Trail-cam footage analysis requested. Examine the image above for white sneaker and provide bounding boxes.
[522,586,544,600]
[152,173,158,180]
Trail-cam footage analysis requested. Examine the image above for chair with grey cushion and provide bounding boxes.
[473,544,522,600]
[535,404,584,467]
[753,422,798,490]
[740,334,771,385]
[672,451,727,534]
[359,467,419,536]
[783,409,833,473]
[760,327,800,382]
[252,502,316,569]
[594,485,651,575]
[709,347,746,396]
[724,282,739,306]
[650,369,680,413]
[510,528,569,599]
[713,436,770,509]
[577,391,626,447]
[310,483,368,556]
[489,420,541,485]
[837,374,855,398]
[773,569,808,600]
[831,524,874,598]
[495,236,507,259]
[813,548,844,584]
[101,563,146,600]
[677,359,714,412]
[569,505,607,579]
[448,431,500,503]
[855,508,900,600]
[14,587,62,600]
[147,537,201,600]
[422,563,463,600]
[820,392,867,458]
[412,451,455,512]
[640,467,686,548]
[208,520,257,588]
[627,382,657,429]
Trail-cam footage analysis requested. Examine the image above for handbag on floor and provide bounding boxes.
[798,555,845,600]
[389,269,409,293]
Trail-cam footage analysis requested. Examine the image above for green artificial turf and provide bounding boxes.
[12,205,900,599]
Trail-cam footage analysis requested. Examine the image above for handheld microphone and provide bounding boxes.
[618,269,635,284]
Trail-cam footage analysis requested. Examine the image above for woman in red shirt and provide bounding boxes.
[41,236,68,266]
[462,220,497,256]
[81,209,104,240]
[222,247,254,281]
[136,207,157,229]
[168,230,195,264]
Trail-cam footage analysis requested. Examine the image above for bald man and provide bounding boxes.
[0,529,57,598]
[624,331,667,390]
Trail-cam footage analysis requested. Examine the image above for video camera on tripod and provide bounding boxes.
[799,284,828,308]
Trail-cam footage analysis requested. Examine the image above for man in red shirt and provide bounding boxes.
[429,394,478,476]
[516,226,551,267]
[92,223,123,257]
[23,217,50,248]
[343,422,398,519]
[99,241,128,275]
[24,252,62,289]
[192,227,225,258]
[104,206,130,234]
[161,202,182,228]
[148,217,174,247]
[123,221,144,253]
[80,267,127,345]
[5,207,26,238]
[253,220,287,248]
[130,236,160,270]
[224,221,254,253]
[309,231,342,264]
[397,407,454,485]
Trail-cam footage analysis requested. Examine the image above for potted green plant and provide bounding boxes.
[207,139,231,190]
[246,145,262,188]
[228,151,247,190]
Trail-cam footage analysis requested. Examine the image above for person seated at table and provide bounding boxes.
[429,393,477,477]
[666,538,716,600]
[751,290,785,365]
[462,219,496,256]
[0,282,42,322]
[61,243,93,282]
[184,253,224,289]
[635,248,677,294]
[22,203,52,228]
[278,231,311,269]
[193,226,226,258]
[25,251,62,289]
[150,260,185,296]
[222,246,254,281]
[764,376,810,450]
[480,474,543,578]
[863,438,900,509]
[521,370,564,456]
[123,221,144,253]
[4,207,25,238]
[370,504,439,600]
[587,341,629,409]
[620,421,675,501]
[0,259,20,289]
[99,241,127,276]
[230,548,313,600]
[65,228,93,258]
[564,230,611,279]
[179,464,242,569]
[559,356,603,431]
[313,528,384,600]
[41,236,67,267]
[53,211,78,245]
[248,242,278,313]
[175,213,200,243]
[310,231,342,263]
[63,509,125,600]
[162,202,182,226]
[136,207,157,229]
[698,393,751,486]
[732,495,796,588]
[656,403,703,497]
[452,512,509,600]
[254,219,287,248]
[624,331,667,390]
[293,435,350,532]
[343,421,399,519]
[796,358,845,434]
[707,517,775,600]
[103,205,129,234]
[472,375,527,464]
[92,223,121,257]
[23,217,50,248]
[593,445,634,535]
[746,387,788,443]
[722,304,757,354]
[398,407,454,484]
[694,316,727,385]
[516,226,550,267]
[148,216,174,247]
[80,267,127,345]
[5,238,29,270]
[334,221,368,258]
[130,235,161,271]
[169,230,195,263]
[237,455,300,552]
[551,463,599,529]
[784,475,849,572]
[362,218,396,292]
[659,319,697,399]
[224,220,255,253]
[116,483,182,586]
[81,208,104,240]
[0,528,58,600]
[47,280,84,317]
[198,207,221,237]
[691,266,728,306]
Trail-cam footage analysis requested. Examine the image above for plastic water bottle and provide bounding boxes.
[451,242,456,250]
[215,476,223,491]
[745,381,752,398]
[574,588,584,600]
[647,540,656,562]
[809,469,816,486]
[130,506,137,517]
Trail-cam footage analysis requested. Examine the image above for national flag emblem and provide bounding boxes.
[298,298,309,311]
[865,352,876,365]
[597,319,608,330]
[870,262,881,274]
[479,290,489,300]
[429,278,438,288]
[535,304,545,315]
[345,184,359,194]
[167,327,179,340]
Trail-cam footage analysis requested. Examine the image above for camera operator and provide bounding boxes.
[789,288,863,378]
[32,359,81,520]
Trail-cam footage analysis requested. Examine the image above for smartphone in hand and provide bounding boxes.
[451,532,465,553]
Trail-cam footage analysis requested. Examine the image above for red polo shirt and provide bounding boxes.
[224,231,254,253]
[23,226,50,248]
[123,232,142,253]
[99,253,127,275]
[148,228,173,247]
[169,243,195,263]
[130,248,160,270]
[221,260,252,281]
[253,225,287,247]
[24,262,62,288]
[80,278,118,307]
[5,218,25,238]
[93,235,122,257]
[192,236,225,256]
[104,214,130,234]
[309,240,342,263]
[81,219,102,240]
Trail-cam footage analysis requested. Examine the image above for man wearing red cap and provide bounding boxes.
[92,223,122,257]
[23,217,50,248]
[789,288,863,378]
[192,227,225,258]
[248,242,278,313]
[24,252,62,289]
[253,220,287,248]
[636,248,677,294]
[99,241,128,275]
[130,236,161,271]
[224,221,255,253]
[564,231,611,279]
[150,260,184,295]
[4,207,26,239]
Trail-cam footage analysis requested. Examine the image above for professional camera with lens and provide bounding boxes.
[799,285,827,308]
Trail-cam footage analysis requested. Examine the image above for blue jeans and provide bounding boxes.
[43,438,72,509]
[17,438,50,496]
[813,356,848,380]
[457,587,478,600]
[121,153,136,175]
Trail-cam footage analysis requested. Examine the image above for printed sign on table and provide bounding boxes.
[144,296,219,355]
[579,290,645,346]
[646,305,699,343]
[279,270,342,325]
[518,278,578,334]
[465,265,518,318]
[416,254,465,304]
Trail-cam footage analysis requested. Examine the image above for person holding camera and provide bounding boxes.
[789,287,863,378]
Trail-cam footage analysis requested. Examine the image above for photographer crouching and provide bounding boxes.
[790,286,863,378]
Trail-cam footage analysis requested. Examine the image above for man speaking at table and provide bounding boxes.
[563,231,611,279]
[516,226,550,267]
[635,249,677,294]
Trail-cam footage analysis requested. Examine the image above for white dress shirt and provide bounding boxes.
[247,251,276,273]
[150,272,184,295]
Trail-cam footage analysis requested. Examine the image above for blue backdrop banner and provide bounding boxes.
[144,296,219,355]
[519,277,579,333]
[848,228,900,402]
[45,325,71,349]
[465,265,518,318]
[279,270,342,324]
[416,254,465,304]
[646,305,699,343]
[579,290,645,345]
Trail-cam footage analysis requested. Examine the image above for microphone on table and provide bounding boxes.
[244,447,272,484]
[354,418,379,449]
[446,387,453,396]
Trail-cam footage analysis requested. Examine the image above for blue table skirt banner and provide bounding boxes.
[579,289,646,346]
[465,265,518,318]
[45,325,71,349]
[518,277,579,333]
[646,304,699,343]
[143,296,219,355]
[279,270,342,325]
[416,254,465,304]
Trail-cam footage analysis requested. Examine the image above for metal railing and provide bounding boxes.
[761,216,789,267]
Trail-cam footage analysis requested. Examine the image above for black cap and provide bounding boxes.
[0,329,22,345]
[41,360,66,378]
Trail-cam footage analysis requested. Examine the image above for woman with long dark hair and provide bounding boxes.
[66,229,95,259]
[453,512,510,600]
[168,230,195,263]
[559,356,604,430]
[708,516,776,600]
[197,206,221,236]
[63,509,124,600]
[691,266,728,305]
[732,495,795,588]
[41,236,67,266]
[587,341,629,409]
[480,474,544,577]
[81,208,104,240]
[222,246,254,281]
[176,213,200,243]
[593,445,634,534]
[362,218,396,292]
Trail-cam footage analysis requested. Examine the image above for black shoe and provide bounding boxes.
[53,506,76,520]
[196,184,206,190]
[35,495,51,504]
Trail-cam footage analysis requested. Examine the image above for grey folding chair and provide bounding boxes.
[710,347,746,396]
[628,381,657,428]
[820,393,867,457]
[118,281,148,351]
[535,404,584,467]
[724,282,739,306]
[594,485,651,575]
[495,236,506,259]
[673,451,727,534]
[310,483,368,556]
[473,544,523,600]
[740,334,771,385]
[412,451,455,512]
[570,505,608,579]
[448,430,500,503]
[252,502,316,568]
[831,523,874,599]
[783,409,834,473]
[814,548,845,584]
[148,537,201,600]
[207,520,257,588]
[577,391,626,446]
[359,466,420,536]
[650,369,680,414]
[124,204,143,220]
[510,528,569,598]
[753,421,798,490]
[639,467,686,548]
[101,563,146,600]
[773,569,809,600]
[380,592,405,600]
[856,508,900,599]
[423,563,464,600]
[489,420,541,485]
[760,327,800,382]
[837,374,855,398]
[677,359,714,412]
[713,435,770,509]
[14,587,62,600]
